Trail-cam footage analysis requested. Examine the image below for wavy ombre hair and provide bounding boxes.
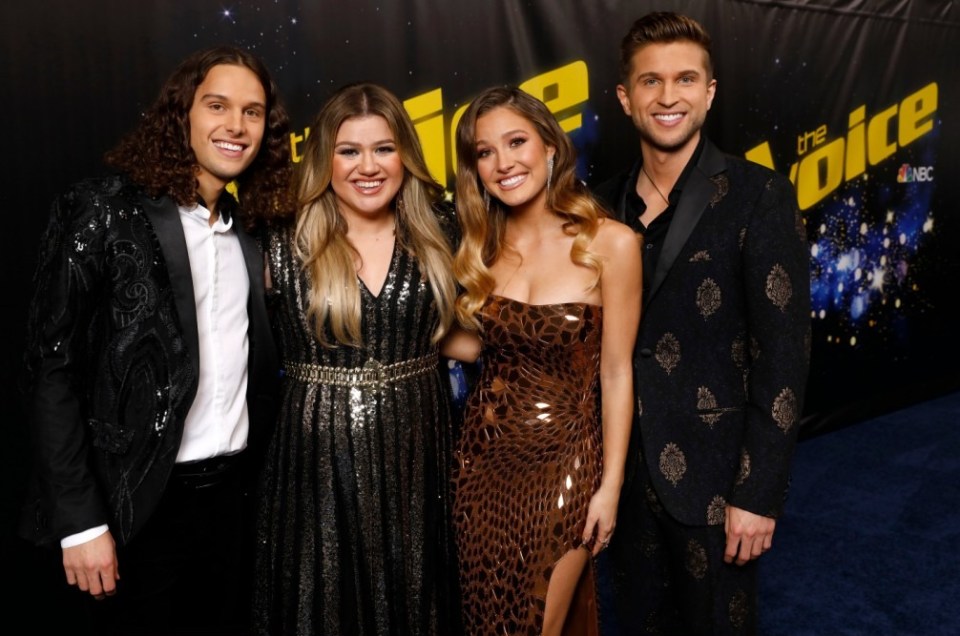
[453,86,606,328]
[295,83,457,347]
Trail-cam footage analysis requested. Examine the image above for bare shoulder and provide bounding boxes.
[592,217,641,258]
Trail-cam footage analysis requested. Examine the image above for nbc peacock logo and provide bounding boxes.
[897,164,934,183]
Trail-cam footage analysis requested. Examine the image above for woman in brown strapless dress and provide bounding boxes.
[442,87,643,635]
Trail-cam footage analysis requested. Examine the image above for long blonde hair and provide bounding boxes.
[453,86,607,328]
[295,83,457,347]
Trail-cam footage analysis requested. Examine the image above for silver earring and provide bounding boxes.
[482,189,491,210]
[546,156,554,192]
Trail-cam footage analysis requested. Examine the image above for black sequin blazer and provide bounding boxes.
[595,139,811,526]
[20,176,279,546]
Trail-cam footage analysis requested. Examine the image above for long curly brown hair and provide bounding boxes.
[104,46,294,228]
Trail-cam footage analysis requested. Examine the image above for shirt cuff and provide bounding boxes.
[61,525,109,549]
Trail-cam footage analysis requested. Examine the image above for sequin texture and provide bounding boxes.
[453,296,602,635]
[254,226,460,636]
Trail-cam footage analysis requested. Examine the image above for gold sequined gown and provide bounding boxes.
[254,226,461,636]
[454,295,603,635]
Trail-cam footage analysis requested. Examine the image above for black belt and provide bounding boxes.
[171,452,245,489]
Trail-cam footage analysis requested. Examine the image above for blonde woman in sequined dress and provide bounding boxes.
[252,83,462,636]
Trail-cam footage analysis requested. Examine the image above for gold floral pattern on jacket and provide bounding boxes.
[736,449,751,486]
[685,539,708,579]
[696,277,722,318]
[709,174,729,206]
[689,250,712,262]
[655,333,681,375]
[659,442,687,486]
[706,495,727,525]
[772,387,799,432]
[765,263,793,311]
[697,386,721,426]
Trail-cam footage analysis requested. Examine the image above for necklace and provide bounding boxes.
[640,164,670,206]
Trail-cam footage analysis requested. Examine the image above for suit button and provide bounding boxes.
[639,348,653,357]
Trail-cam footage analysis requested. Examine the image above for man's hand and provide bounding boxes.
[62,531,119,599]
[724,505,776,565]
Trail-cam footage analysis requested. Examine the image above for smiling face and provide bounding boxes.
[616,40,716,155]
[474,106,556,212]
[188,63,267,207]
[330,115,404,222]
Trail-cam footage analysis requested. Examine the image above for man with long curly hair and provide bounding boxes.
[20,46,293,635]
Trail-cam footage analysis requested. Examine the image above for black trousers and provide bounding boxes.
[88,455,255,636]
[608,465,759,636]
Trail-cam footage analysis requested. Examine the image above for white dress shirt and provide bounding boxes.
[175,202,250,463]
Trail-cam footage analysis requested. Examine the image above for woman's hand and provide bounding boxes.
[582,483,620,556]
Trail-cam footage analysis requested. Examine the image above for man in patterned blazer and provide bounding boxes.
[594,12,811,635]
[20,47,292,635]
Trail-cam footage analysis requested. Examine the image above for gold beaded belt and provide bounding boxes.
[284,352,439,387]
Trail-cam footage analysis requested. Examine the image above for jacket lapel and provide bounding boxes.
[645,139,727,308]
[236,226,265,326]
[141,195,201,377]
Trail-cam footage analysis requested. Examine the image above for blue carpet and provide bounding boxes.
[759,390,960,635]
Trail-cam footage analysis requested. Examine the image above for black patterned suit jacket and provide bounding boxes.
[19,175,279,547]
[595,139,811,526]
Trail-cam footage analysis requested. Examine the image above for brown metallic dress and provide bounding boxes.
[454,295,603,635]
